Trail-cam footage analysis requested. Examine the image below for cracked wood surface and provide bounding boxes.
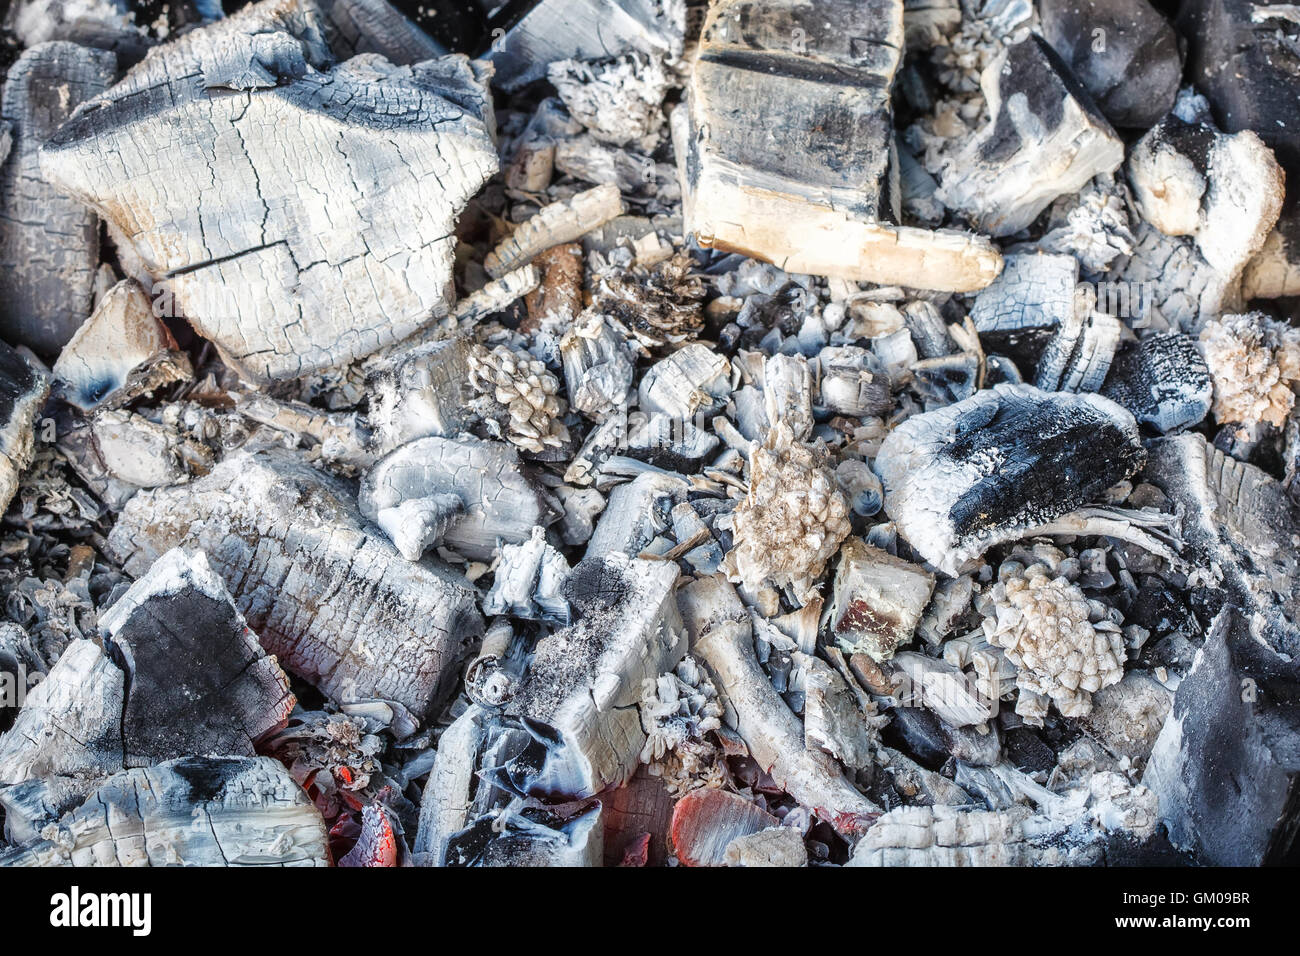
[38,0,498,383]
[0,756,329,866]
[0,40,116,358]
[106,446,484,717]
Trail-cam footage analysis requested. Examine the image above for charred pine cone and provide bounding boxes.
[724,424,851,603]
[1199,312,1300,435]
[467,343,571,454]
[981,558,1126,722]
[594,252,705,347]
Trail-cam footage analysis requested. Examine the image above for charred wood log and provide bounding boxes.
[0,41,116,357]
[107,446,484,717]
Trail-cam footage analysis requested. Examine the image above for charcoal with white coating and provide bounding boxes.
[1100,333,1212,433]
[0,41,116,358]
[874,385,1146,575]
[359,436,557,562]
[107,447,484,718]
[0,756,329,866]
[935,35,1124,237]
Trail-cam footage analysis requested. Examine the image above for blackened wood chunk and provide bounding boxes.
[319,0,446,63]
[482,0,682,91]
[101,548,295,767]
[106,446,484,718]
[0,756,329,865]
[935,34,1123,237]
[1143,608,1300,865]
[875,384,1145,574]
[1101,333,1212,433]
[0,339,49,513]
[677,0,1001,290]
[38,0,498,383]
[1038,0,1181,129]
[0,41,116,358]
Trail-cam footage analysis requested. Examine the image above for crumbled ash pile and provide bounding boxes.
[0,0,1297,869]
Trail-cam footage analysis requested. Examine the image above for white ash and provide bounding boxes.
[547,54,672,148]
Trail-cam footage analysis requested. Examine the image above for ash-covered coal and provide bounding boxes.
[0,0,1296,870]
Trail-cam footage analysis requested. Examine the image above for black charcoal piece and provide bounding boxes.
[1101,333,1212,433]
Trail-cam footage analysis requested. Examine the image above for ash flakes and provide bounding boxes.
[0,0,1296,870]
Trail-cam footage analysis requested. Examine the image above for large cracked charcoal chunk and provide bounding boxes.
[100,549,295,767]
[106,447,484,717]
[1143,608,1300,865]
[38,0,498,383]
[1101,333,1212,433]
[480,0,682,92]
[1144,433,1300,658]
[935,34,1124,237]
[0,756,329,866]
[675,0,1001,291]
[874,384,1144,575]
[0,41,116,358]
[1038,0,1181,129]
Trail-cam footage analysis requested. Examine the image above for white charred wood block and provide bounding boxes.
[100,548,295,766]
[1144,433,1300,657]
[359,435,556,561]
[52,279,191,411]
[762,353,813,442]
[0,341,50,514]
[84,409,194,488]
[0,756,328,866]
[107,446,484,717]
[1080,670,1171,769]
[453,264,540,325]
[637,343,730,420]
[559,310,635,419]
[0,775,99,845]
[483,525,571,623]
[1034,309,1119,393]
[874,384,1145,575]
[1128,111,1284,280]
[503,554,687,798]
[678,0,1001,291]
[935,35,1124,237]
[970,253,1078,337]
[846,804,1037,866]
[0,41,116,358]
[482,0,683,92]
[365,335,474,455]
[827,537,934,663]
[234,392,372,468]
[484,184,625,278]
[723,826,807,867]
[793,651,878,770]
[891,651,995,727]
[0,640,125,786]
[1111,218,1240,332]
[39,1,498,383]
[413,703,491,866]
[587,470,689,557]
[679,574,879,832]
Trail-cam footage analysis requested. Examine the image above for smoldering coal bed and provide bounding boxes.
[0,0,1296,870]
